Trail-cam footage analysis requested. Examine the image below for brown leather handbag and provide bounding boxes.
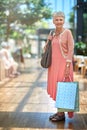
[41,40,52,68]
[41,31,54,68]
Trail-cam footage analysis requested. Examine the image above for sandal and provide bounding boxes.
[49,113,58,120]
[51,114,65,122]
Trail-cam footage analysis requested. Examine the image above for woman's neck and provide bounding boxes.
[55,28,64,35]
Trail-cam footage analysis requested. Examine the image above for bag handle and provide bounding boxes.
[63,76,72,82]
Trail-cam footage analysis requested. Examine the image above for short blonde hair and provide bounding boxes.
[53,11,65,19]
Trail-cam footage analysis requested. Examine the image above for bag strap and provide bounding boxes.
[46,30,54,45]
[63,76,72,82]
[49,30,54,36]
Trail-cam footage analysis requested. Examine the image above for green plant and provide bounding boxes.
[75,41,87,56]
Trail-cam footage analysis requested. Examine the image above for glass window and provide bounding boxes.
[84,0,87,2]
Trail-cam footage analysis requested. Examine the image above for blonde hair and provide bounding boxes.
[53,11,65,19]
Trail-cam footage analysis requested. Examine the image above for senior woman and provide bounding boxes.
[45,11,74,122]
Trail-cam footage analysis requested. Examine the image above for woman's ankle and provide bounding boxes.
[57,112,65,116]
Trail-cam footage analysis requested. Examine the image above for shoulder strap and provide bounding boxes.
[49,30,54,36]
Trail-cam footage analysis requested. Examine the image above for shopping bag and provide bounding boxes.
[55,81,79,110]
[58,82,79,112]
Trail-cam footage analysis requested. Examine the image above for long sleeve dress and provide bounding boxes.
[47,29,74,101]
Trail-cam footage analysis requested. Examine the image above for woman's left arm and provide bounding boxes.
[64,30,74,77]
[66,30,74,63]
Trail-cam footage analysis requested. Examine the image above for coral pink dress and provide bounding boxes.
[47,29,74,101]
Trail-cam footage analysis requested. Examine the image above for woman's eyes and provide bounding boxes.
[56,19,63,21]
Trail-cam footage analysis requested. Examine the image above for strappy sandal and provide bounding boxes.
[51,114,65,122]
[49,113,58,120]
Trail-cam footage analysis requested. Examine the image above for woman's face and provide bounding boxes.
[53,16,64,29]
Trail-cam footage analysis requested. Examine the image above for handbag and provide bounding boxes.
[40,31,54,68]
[55,77,79,111]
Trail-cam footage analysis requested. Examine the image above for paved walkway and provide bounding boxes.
[0,58,87,130]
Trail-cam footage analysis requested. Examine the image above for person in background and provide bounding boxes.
[16,40,25,68]
[44,11,74,122]
[0,42,20,78]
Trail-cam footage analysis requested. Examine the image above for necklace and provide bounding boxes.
[55,29,64,36]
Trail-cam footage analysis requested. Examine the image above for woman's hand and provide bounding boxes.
[43,44,47,52]
[47,35,53,40]
[64,64,70,78]
[43,35,53,52]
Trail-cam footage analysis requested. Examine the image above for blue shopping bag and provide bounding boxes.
[58,83,79,112]
[55,81,79,110]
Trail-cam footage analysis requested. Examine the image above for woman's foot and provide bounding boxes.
[49,113,58,120]
[49,112,65,122]
[51,115,65,122]
[51,114,65,122]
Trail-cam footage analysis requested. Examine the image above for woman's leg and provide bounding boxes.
[68,112,74,118]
